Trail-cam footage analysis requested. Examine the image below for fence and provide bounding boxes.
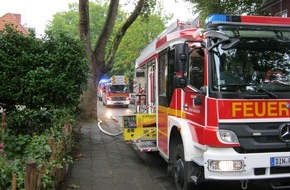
[1,111,72,190]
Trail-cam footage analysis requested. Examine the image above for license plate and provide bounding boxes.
[270,157,290,167]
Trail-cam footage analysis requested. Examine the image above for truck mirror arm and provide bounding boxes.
[183,86,207,95]
[173,76,207,95]
[206,31,230,51]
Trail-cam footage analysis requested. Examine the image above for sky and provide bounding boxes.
[0,0,194,37]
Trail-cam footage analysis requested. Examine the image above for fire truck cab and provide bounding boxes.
[127,14,290,189]
[102,75,130,107]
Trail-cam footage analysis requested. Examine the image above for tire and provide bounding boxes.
[173,143,201,190]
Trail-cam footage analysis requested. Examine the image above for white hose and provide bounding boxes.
[98,119,123,137]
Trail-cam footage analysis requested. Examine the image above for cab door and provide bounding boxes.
[183,48,206,141]
[157,47,175,155]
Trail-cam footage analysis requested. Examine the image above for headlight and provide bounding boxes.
[218,130,239,144]
[106,111,112,119]
[208,160,244,172]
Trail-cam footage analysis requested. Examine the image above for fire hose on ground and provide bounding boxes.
[97,118,123,137]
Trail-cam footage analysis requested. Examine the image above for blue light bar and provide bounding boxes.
[205,14,241,26]
[99,78,109,83]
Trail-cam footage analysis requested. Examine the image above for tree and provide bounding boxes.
[78,0,156,118]
[111,14,165,85]
[46,2,118,46]
[47,1,167,96]
[188,0,266,25]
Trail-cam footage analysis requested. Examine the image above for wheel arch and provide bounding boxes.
[168,116,193,162]
[168,116,205,163]
[168,116,206,187]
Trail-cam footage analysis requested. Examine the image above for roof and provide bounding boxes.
[0,13,29,35]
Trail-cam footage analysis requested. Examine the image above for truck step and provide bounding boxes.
[134,141,158,152]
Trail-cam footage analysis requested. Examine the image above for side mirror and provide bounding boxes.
[180,53,187,61]
[179,78,187,88]
[175,43,189,72]
[173,76,187,89]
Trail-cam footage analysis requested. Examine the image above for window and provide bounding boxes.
[159,54,167,96]
[188,48,204,90]
[158,49,168,107]
[158,48,175,107]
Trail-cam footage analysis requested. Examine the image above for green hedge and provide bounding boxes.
[0,26,87,189]
[0,26,88,111]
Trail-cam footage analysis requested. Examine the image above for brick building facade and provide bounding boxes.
[261,0,290,17]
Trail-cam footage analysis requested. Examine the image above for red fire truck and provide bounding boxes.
[102,75,130,107]
[97,78,109,101]
[123,14,290,189]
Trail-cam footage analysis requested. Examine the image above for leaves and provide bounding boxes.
[189,0,266,25]
[111,14,165,86]
[0,26,89,110]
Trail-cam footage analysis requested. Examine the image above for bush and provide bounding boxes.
[0,155,13,189]
[0,24,86,190]
[1,108,76,189]
[0,26,89,111]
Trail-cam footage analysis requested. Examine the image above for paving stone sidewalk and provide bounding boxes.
[60,116,164,190]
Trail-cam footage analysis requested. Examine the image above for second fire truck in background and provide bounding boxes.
[102,75,130,107]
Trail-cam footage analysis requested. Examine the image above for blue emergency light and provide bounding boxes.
[99,78,109,83]
[205,14,241,26]
[205,14,290,27]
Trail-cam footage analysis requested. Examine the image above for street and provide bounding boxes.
[97,101,279,190]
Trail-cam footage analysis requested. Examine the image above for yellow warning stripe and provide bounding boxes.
[158,129,168,137]
[158,105,185,118]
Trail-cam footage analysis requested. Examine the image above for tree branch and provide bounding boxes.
[105,0,145,68]
[94,0,120,64]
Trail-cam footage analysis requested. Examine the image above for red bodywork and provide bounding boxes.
[135,16,290,159]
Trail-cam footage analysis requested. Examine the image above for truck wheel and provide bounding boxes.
[173,143,201,190]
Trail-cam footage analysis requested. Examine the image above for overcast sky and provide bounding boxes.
[0,0,194,36]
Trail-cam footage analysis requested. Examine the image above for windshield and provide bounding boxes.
[211,28,290,98]
[108,85,128,93]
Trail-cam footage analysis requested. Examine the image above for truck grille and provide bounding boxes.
[111,97,126,101]
[254,167,290,175]
[219,122,290,153]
